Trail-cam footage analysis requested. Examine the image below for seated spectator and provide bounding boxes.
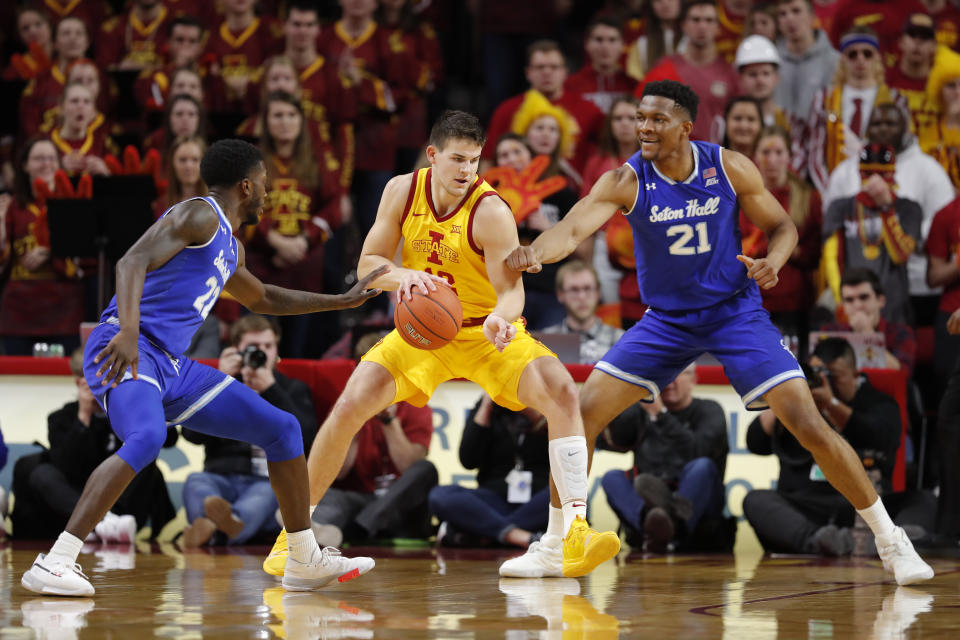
[742,338,902,556]
[917,45,960,191]
[511,89,582,190]
[541,260,624,365]
[180,315,317,546]
[49,83,113,176]
[720,96,764,157]
[311,333,437,547]
[564,16,634,114]
[625,0,683,81]
[19,16,90,137]
[581,97,641,196]
[826,101,954,326]
[144,93,205,157]
[11,348,176,541]
[155,135,207,218]
[638,1,740,143]
[167,68,205,105]
[926,195,960,382]
[600,364,729,552]
[243,91,342,358]
[235,56,301,140]
[830,0,927,62]
[821,268,917,375]
[133,16,208,114]
[35,0,106,40]
[740,126,822,351]
[3,7,53,81]
[429,394,550,549]
[0,139,83,355]
[822,138,922,324]
[491,132,577,330]
[483,40,604,174]
[734,35,791,130]
[97,0,174,71]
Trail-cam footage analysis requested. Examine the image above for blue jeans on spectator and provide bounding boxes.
[602,457,724,534]
[429,484,550,543]
[183,472,279,545]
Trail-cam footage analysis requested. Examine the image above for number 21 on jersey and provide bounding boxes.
[667,222,712,256]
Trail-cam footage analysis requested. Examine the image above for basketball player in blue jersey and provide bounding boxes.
[21,139,386,597]
[503,80,934,585]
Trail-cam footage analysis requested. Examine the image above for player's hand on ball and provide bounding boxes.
[396,268,449,302]
[505,245,542,273]
[483,313,517,352]
[737,255,779,289]
[94,328,140,388]
[339,264,389,308]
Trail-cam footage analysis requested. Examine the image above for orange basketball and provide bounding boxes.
[394,284,463,350]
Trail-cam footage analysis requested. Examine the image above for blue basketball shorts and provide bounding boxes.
[595,288,803,410]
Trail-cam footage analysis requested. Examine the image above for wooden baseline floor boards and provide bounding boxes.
[2,542,959,638]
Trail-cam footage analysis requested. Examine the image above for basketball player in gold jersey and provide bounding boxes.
[262,110,619,579]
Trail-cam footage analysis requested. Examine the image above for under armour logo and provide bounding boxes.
[645,182,657,191]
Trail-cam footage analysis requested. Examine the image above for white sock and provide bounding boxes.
[540,506,563,547]
[287,528,320,563]
[49,531,84,564]
[547,436,588,534]
[857,497,897,538]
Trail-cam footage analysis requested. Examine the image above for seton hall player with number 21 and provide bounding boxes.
[505,80,934,586]
[21,140,385,597]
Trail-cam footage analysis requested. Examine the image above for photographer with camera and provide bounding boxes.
[180,315,318,546]
[742,337,902,556]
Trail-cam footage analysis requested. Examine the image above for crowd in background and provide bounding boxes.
[2,0,960,554]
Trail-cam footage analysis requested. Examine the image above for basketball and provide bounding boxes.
[394,284,463,350]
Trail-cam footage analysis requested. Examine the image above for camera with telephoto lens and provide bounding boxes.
[241,345,267,369]
[800,361,829,389]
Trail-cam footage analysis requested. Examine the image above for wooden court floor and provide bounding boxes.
[1,542,959,638]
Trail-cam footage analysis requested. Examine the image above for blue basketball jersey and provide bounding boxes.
[100,196,238,356]
[623,141,756,311]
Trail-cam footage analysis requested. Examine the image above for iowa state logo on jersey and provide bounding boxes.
[411,230,460,265]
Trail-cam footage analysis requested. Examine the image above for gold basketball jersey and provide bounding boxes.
[400,168,502,321]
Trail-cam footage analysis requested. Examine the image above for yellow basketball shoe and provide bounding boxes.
[263,528,288,577]
[561,516,621,578]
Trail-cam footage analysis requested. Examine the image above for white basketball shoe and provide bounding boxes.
[498,537,563,578]
[876,527,935,586]
[282,547,375,592]
[21,554,95,597]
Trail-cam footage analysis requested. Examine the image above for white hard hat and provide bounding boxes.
[735,35,781,70]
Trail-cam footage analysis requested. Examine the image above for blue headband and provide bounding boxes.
[840,33,880,51]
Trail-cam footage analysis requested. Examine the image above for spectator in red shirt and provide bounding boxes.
[830,0,927,65]
[235,56,301,140]
[378,0,444,172]
[0,138,83,355]
[926,196,960,379]
[36,0,108,40]
[167,67,204,104]
[565,16,635,114]
[823,268,917,375]
[133,15,207,113]
[144,93,205,157]
[310,331,437,547]
[155,135,206,218]
[922,0,960,50]
[97,0,174,71]
[886,14,938,133]
[638,0,741,143]
[511,90,582,191]
[581,96,641,196]
[626,0,683,81]
[245,91,343,358]
[484,40,604,174]
[19,16,90,138]
[747,3,780,42]
[721,96,764,158]
[3,7,53,81]
[740,126,822,353]
[715,0,752,63]
[49,83,112,176]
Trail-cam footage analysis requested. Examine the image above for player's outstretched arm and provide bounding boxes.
[506,165,637,273]
[226,242,388,314]
[723,149,798,290]
[94,200,221,388]
[474,196,525,351]
[357,173,447,300]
